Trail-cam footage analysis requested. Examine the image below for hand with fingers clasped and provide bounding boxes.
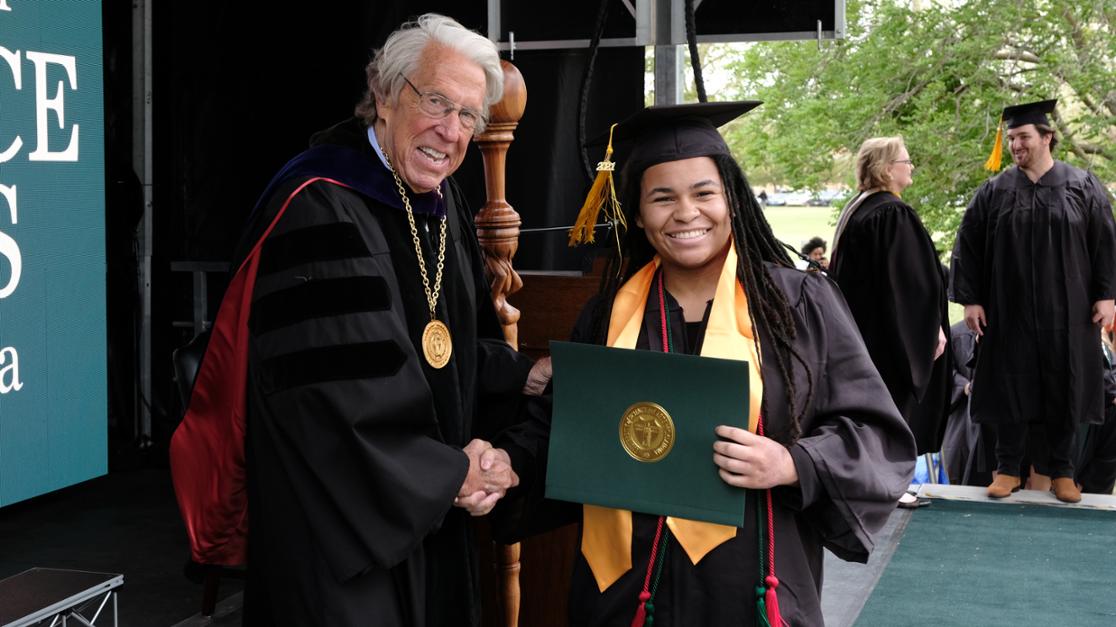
[712,425,798,490]
[454,439,519,516]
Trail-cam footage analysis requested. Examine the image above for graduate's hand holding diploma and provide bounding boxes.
[712,425,799,490]
[455,439,520,516]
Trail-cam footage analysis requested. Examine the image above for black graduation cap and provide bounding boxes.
[609,101,762,180]
[1002,99,1057,129]
[984,98,1058,172]
[569,101,761,246]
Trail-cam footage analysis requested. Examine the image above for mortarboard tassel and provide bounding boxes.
[984,118,1004,172]
[569,123,625,246]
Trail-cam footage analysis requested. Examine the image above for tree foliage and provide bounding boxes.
[706,0,1116,250]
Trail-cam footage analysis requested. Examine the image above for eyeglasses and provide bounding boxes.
[892,159,914,166]
[401,75,487,133]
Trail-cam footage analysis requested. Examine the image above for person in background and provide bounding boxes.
[800,236,828,271]
[829,136,951,509]
[1074,333,1116,495]
[950,99,1116,503]
[941,320,998,486]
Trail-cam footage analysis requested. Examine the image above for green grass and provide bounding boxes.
[762,204,837,256]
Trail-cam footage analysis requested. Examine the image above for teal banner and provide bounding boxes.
[0,0,107,506]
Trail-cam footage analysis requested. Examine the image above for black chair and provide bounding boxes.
[171,330,209,410]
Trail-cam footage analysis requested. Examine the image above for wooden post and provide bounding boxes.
[475,60,526,349]
[474,59,526,627]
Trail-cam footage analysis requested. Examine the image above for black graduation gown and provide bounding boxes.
[239,119,531,627]
[1075,342,1116,494]
[495,266,916,626]
[829,191,951,454]
[950,162,1116,427]
[940,321,997,486]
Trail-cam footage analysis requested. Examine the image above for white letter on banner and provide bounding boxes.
[0,47,23,163]
[0,184,20,298]
[0,1,11,12]
[26,51,79,162]
[0,347,22,394]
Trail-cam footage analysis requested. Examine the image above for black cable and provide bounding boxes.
[519,222,611,234]
[684,0,707,102]
[578,0,613,181]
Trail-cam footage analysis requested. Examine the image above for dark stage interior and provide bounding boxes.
[0,467,239,626]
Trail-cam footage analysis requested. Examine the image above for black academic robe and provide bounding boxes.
[239,119,531,626]
[950,162,1116,427]
[829,191,951,454]
[496,266,915,626]
[940,321,997,486]
[1075,342,1116,494]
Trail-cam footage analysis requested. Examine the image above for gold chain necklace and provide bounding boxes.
[383,154,452,369]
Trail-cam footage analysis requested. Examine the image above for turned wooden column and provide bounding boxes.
[474,59,526,627]
[475,60,526,349]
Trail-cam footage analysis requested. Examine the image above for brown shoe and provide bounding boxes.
[987,474,1021,498]
[1051,477,1082,503]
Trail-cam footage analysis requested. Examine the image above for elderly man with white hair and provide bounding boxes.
[173,13,539,627]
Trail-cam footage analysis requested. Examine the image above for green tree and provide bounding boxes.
[705,0,1115,250]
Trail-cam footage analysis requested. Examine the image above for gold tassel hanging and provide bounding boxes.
[983,118,1004,172]
[569,123,626,246]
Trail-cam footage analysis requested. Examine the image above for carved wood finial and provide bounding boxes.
[475,60,527,349]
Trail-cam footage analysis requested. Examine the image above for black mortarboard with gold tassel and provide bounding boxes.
[984,98,1057,171]
[569,101,762,247]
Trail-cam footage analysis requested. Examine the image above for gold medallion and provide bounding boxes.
[619,402,675,463]
[382,150,455,372]
[422,319,453,369]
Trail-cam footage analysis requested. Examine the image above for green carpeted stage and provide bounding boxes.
[848,485,1116,626]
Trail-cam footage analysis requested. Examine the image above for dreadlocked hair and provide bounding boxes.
[583,153,813,443]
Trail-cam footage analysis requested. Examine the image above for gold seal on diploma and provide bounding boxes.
[422,319,453,369]
[619,402,675,462]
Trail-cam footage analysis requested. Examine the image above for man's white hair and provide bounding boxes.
[355,13,503,131]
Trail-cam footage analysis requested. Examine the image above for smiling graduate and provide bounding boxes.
[495,102,916,626]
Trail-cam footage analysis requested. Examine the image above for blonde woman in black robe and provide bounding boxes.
[829,136,951,509]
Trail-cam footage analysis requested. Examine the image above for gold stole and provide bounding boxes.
[580,242,763,592]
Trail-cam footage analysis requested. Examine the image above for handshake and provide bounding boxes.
[453,439,519,516]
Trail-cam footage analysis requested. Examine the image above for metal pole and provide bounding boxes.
[132,0,154,446]
[486,0,500,43]
[653,0,682,105]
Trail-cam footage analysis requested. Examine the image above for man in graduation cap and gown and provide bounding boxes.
[950,99,1116,503]
[169,14,542,626]
[494,102,915,626]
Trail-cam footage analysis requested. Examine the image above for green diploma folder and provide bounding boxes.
[546,340,749,526]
